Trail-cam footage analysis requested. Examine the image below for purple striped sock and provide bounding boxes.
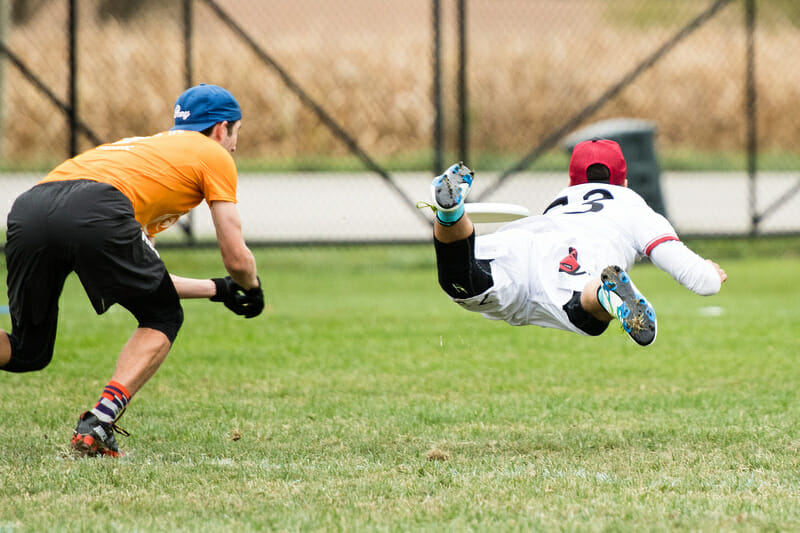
[90,381,131,424]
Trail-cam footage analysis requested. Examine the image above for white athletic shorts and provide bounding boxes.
[449,227,613,335]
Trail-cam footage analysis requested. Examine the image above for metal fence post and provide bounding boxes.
[183,0,193,89]
[746,0,758,235]
[181,0,196,244]
[457,0,468,165]
[0,0,8,137]
[68,0,77,157]
[432,0,443,174]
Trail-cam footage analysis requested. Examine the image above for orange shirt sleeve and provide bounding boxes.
[198,137,238,204]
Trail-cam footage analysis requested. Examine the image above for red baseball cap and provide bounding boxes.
[568,139,627,186]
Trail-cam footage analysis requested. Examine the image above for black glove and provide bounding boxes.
[210,276,265,319]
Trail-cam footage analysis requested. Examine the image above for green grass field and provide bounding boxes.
[1,241,799,532]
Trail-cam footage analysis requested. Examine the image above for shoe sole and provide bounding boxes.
[71,434,123,458]
[601,265,657,346]
[433,174,464,211]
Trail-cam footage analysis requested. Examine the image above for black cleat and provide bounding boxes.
[71,410,129,458]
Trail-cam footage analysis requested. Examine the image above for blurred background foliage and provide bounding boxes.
[1,0,798,171]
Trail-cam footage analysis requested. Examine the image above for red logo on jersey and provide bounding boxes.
[559,247,586,275]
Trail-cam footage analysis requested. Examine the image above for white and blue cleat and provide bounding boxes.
[431,162,474,212]
[599,265,657,346]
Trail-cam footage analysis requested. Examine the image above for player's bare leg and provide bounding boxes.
[71,328,171,457]
[434,214,474,243]
[0,331,11,367]
[111,327,172,395]
[580,279,613,321]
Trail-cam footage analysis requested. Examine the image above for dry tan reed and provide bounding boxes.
[1,1,798,164]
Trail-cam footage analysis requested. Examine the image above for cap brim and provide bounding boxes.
[170,120,218,132]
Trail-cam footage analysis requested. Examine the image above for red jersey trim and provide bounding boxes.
[645,235,680,256]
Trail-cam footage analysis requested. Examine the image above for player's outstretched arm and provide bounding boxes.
[168,274,264,318]
[209,200,259,290]
[170,275,216,298]
[649,241,727,295]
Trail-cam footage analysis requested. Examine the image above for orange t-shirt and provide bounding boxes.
[40,130,237,237]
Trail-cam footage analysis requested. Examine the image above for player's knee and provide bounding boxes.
[1,334,56,373]
[438,259,494,299]
[434,233,494,298]
[121,273,184,344]
[138,305,183,344]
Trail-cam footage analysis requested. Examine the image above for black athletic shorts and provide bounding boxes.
[3,180,183,372]
[5,180,168,315]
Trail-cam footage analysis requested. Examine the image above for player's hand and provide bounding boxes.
[707,260,727,284]
[210,276,265,318]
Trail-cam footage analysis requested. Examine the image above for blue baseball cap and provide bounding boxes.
[170,84,242,132]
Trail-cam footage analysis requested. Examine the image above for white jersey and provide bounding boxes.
[453,183,718,334]
[520,183,678,268]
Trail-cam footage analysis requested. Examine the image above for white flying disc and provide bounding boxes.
[464,202,530,223]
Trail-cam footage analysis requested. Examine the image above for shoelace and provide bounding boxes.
[110,421,131,437]
[416,200,438,212]
[110,408,131,437]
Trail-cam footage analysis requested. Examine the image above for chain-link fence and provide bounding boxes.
[1,0,799,244]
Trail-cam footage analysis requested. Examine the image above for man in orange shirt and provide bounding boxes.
[1,84,263,457]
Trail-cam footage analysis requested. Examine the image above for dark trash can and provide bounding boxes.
[563,119,668,218]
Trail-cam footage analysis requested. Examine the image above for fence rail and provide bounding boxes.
[1,0,798,243]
